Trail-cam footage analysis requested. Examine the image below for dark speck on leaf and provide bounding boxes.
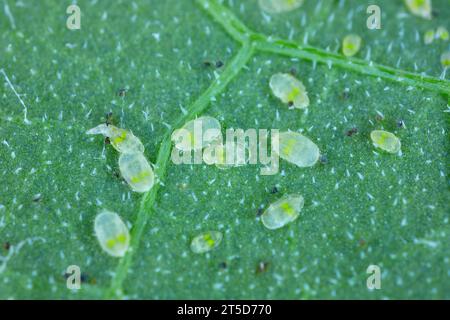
[215,60,224,68]
[341,91,350,100]
[117,88,127,97]
[256,261,270,274]
[105,137,111,145]
[270,186,278,194]
[397,120,405,128]
[346,127,358,137]
[287,101,294,107]
[289,67,297,75]
[219,262,227,270]
[4,242,11,251]
[319,154,328,164]
[257,208,264,217]
[375,114,384,122]
[105,112,113,126]
[203,61,213,67]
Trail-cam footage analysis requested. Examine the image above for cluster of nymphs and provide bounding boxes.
[87,123,155,257]
[259,0,449,69]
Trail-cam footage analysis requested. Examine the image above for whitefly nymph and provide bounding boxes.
[276,131,320,167]
[370,130,401,154]
[258,0,305,14]
[171,116,221,152]
[404,0,432,20]
[87,124,144,154]
[261,194,304,230]
[118,152,155,193]
[190,231,223,254]
[342,34,362,57]
[94,209,130,257]
[270,73,309,109]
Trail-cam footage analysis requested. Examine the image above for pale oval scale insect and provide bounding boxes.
[441,52,450,69]
[370,130,401,154]
[276,131,320,167]
[118,152,155,193]
[342,34,362,57]
[269,73,309,109]
[436,26,449,41]
[261,194,304,230]
[94,209,130,257]
[190,231,223,254]
[86,124,144,154]
[171,116,221,152]
[258,0,305,14]
[424,29,435,45]
[404,0,432,20]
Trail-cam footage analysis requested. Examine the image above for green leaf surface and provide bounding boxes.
[0,0,449,299]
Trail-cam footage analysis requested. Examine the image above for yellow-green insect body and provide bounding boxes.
[172,116,221,152]
[436,27,449,41]
[276,131,320,167]
[404,0,432,20]
[342,34,362,57]
[424,29,435,44]
[441,52,450,69]
[190,231,223,254]
[261,194,304,230]
[118,153,155,193]
[94,209,130,257]
[269,73,309,109]
[258,0,305,14]
[370,130,401,154]
[87,124,144,154]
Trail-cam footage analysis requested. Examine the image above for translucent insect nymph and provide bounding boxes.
[190,231,223,254]
[171,116,221,152]
[94,209,130,257]
[269,73,310,109]
[258,0,305,14]
[87,124,144,154]
[342,34,362,57]
[261,194,304,230]
[441,52,450,69]
[370,130,401,154]
[404,0,432,20]
[276,131,320,167]
[118,153,155,193]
